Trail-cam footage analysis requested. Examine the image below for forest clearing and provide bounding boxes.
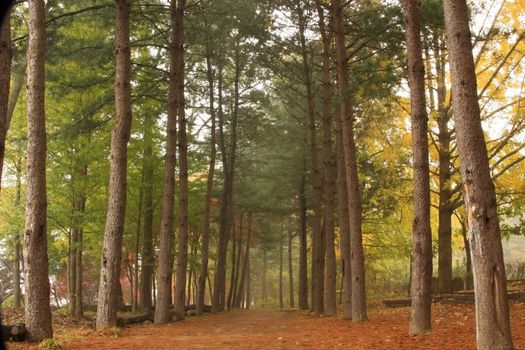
[1,0,525,349]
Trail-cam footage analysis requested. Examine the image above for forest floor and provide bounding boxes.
[5,302,525,349]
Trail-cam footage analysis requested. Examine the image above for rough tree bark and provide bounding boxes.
[443,0,513,348]
[332,0,367,322]
[197,49,217,316]
[154,0,179,323]
[401,0,433,335]
[96,0,133,329]
[24,0,53,340]
[173,0,188,322]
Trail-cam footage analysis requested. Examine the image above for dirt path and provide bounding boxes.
[8,304,525,349]
[60,304,525,350]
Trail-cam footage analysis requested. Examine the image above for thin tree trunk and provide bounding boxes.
[69,229,78,316]
[24,0,53,340]
[227,223,237,310]
[236,213,252,308]
[96,0,133,329]
[232,214,243,308]
[458,213,473,290]
[154,0,179,324]
[288,229,294,308]
[74,164,87,316]
[132,184,143,313]
[207,273,213,305]
[75,232,84,315]
[332,0,367,322]
[262,248,267,302]
[213,40,241,312]
[401,0,433,335]
[297,3,324,315]
[0,11,11,194]
[316,0,336,316]
[298,172,308,310]
[435,34,453,294]
[13,157,22,308]
[187,268,192,305]
[139,115,154,311]
[336,116,352,319]
[279,232,284,309]
[246,257,251,309]
[173,0,188,322]
[197,48,217,316]
[212,58,230,313]
[443,1,513,348]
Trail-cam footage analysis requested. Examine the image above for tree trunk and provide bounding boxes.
[332,0,367,322]
[197,49,217,316]
[132,184,143,313]
[232,215,243,308]
[298,172,309,310]
[401,0,433,335]
[24,0,53,340]
[212,58,230,313]
[435,34,453,295]
[154,0,180,324]
[316,0,336,316]
[13,158,22,308]
[246,257,251,309]
[227,222,237,310]
[213,40,240,313]
[458,214,473,290]
[69,228,78,316]
[173,0,188,322]
[288,229,294,308]
[236,213,252,308]
[336,117,352,319]
[443,1,513,348]
[96,0,133,330]
[297,3,324,315]
[262,248,267,302]
[0,11,11,194]
[139,115,154,311]
[279,232,284,309]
